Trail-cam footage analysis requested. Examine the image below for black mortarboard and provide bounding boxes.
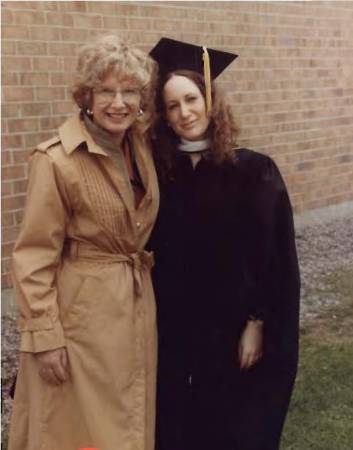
[150,37,238,112]
[149,37,238,80]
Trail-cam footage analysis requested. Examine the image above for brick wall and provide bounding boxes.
[2,1,353,287]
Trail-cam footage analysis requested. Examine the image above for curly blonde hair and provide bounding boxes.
[72,34,158,133]
[153,70,239,179]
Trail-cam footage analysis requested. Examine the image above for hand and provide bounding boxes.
[238,320,263,371]
[35,347,70,385]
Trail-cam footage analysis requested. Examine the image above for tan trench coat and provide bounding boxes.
[8,114,160,450]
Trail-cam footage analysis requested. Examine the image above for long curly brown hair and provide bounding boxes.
[152,69,239,181]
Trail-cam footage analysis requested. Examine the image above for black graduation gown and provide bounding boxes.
[149,148,300,450]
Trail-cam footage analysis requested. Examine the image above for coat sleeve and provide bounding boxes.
[245,154,300,363]
[12,149,70,353]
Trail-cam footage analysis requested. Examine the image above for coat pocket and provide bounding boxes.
[57,259,98,329]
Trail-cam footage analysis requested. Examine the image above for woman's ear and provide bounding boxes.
[84,89,93,109]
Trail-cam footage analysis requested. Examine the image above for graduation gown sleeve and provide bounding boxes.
[244,153,300,366]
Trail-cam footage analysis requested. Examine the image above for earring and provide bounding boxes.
[137,108,144,117]
[86,108,93,117]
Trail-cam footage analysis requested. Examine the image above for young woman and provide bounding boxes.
[149,38,300,450]
[9,34,159,450]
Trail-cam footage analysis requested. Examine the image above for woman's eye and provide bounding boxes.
[187,96,197,102]
[167,104,177,111]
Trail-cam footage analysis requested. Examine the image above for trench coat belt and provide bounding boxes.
[66,240,154,297]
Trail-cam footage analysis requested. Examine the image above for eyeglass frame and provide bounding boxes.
[93,86,142,104]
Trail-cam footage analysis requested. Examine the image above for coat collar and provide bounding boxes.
[59,114,108,156]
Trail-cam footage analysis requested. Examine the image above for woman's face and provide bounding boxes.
[163,75,210,141]
[91,71,141,141]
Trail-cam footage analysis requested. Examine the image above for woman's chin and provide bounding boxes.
[180,131,205,142]
[103,119,134,137]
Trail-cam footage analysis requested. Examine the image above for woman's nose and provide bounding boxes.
[180,102,190,118]
[111,91,125,106]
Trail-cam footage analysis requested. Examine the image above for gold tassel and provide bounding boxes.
[202,46,212,114]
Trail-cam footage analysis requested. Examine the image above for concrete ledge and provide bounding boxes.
[294,200,353,230]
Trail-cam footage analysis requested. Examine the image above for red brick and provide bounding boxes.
[87,2,117,14]
[5,1,58,11]
[102,16,129,30]
[32,56,61,71]
[2,195,26,212]
[2,40,17,55]
[47,42,77,57]
[58,1,87,13]
[13,179,28,195]
[2,166,26,181]
[2,72,19,86]
[17,41,48,55]
[1,242,15,258]
[2,135,24,150]
[2,24,30,39]
[12,150,31,164]
[72,14,102,29]
[50,72,74,86]
[20,72,50,86]
[115,3,141,16]
[62,57,78,72]
[36,86,66,101]
[46,12,74,27]
[2,212,14,227]
[2,104,21,118]
[1,181,12,197]
[21,102,51,116]
[23,132,53,148]
[14,10,45,25]
[1,151,12,165]
[29,25,61,40]
[1,8,14,24]
[8,118,39,133]
[2,273,14,289]
[1,257,12,275]
[2,119,8,134]
[39,116,66,131]
[2,56,32,71]
[2,226,21,243]
[51,101,76,115]
[55,27,88,42]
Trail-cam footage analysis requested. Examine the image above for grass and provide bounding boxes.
[282,267,353,450]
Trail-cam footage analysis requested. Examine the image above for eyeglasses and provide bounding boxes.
[93,87,141,103]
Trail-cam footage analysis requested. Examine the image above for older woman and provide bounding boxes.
[8,34,159,450]
[149,38,300,450]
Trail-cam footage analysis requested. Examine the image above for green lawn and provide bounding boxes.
[282,267,353,450]
[282,338,353,450]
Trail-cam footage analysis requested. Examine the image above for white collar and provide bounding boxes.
[178,138,211,153]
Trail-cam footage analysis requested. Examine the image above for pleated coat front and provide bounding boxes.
[8,114,159,450]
